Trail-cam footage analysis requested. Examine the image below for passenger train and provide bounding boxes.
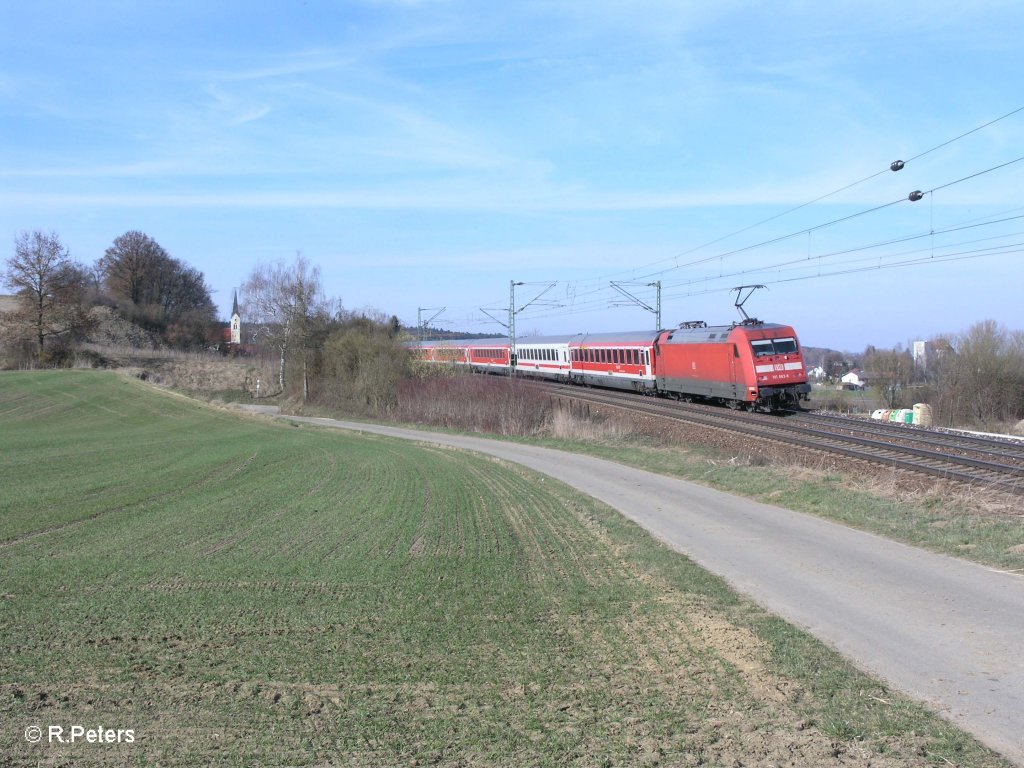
[408,319,811,411]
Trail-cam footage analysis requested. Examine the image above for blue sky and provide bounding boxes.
[2,1,1022,351]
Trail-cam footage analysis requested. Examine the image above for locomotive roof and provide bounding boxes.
[661,322,794,344]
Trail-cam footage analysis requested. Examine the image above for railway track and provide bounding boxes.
[540,383,1024,495]
[786,409,1024,464]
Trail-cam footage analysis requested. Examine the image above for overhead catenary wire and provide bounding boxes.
[434,108,1024,331]
[460,198,1022,331]
[904,105,1024,164]
[524,153,1024,319]
[508,216,1023,326]
[615,152,1024,288]
[510,243,1023,327]
[657,215,1024,294]
[512,214,1024,326]
[585,105,1024,286]
[500,152,1024,324]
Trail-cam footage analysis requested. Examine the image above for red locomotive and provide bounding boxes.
[654,320,809,409]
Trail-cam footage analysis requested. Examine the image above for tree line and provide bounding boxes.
[238,254,407,408]
[859,321,1024,431]
[2,229,217,364]
[1,232,410,412]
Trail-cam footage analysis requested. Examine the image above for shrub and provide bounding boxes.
[392,373,551,436]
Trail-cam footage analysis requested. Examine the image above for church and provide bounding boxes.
[220,290,241,348]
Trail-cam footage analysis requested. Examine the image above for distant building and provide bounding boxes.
[217,291,242,349]
[912,340,934,372]
[230,290,241,345]
[840,370,870,389]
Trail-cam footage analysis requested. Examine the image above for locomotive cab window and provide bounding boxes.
[751,337,799,357]
[773,337,798,354]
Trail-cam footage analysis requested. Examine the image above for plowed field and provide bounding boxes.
[0,371,1010,767]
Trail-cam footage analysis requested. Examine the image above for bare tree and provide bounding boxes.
[240,255,328,398]
[947,321,1023,427]
[3,230,90,354]
[99,231,168,306]
[97,231,215,346]
[822,351,850,381]
[864,345,915,408]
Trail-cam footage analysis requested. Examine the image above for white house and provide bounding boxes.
[840,369,870,389]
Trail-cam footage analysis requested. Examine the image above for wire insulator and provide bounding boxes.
[908,190,924,202]
[890,160,905,172]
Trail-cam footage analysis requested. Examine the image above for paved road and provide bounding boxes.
[243,407,1024,764]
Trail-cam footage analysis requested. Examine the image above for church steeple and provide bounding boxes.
[230,290,241,345]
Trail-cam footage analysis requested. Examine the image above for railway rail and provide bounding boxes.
[786,409,1024,464]
[540,382,1024,495]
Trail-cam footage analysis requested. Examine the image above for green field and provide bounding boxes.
[0,371,1011,767]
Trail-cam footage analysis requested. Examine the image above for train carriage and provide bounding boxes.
[408,339,512,374]
[513,335,572,381]
[568,331,659,392]
[468,343,511,372]
[408,340,471,365]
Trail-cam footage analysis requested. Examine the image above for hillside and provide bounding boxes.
[0,371,1008,767]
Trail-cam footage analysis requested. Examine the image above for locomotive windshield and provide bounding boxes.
[751,337,799,357]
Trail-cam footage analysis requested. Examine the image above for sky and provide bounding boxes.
[2,1,1022,351]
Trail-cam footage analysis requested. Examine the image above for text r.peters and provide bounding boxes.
[46,725,135,744]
